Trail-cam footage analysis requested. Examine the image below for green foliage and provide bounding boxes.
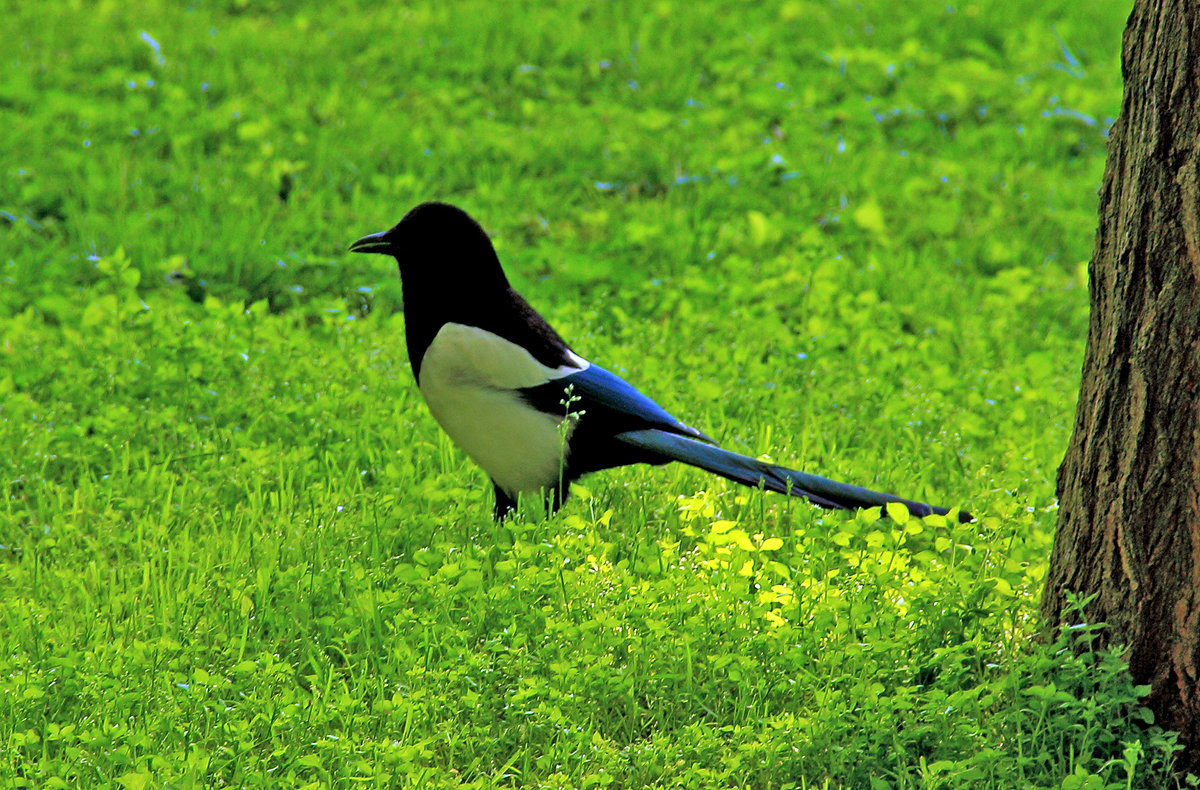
[1,0,1185,787]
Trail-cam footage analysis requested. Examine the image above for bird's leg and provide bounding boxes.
[492,483,518,521]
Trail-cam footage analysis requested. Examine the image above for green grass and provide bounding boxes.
[1,0,1187,787]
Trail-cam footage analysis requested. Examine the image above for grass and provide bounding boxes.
[1,0,1187,787]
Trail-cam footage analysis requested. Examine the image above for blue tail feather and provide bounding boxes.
[616,429,970,522]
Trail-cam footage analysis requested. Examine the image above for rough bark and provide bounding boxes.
[1042,0,1200,773]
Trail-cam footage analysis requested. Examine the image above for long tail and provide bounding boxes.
[617,429,971,522]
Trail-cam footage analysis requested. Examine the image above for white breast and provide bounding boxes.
[416,323,588,496]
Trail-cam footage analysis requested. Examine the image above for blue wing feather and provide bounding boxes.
[519,363,713,443]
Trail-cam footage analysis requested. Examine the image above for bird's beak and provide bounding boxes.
[348,230,392,254]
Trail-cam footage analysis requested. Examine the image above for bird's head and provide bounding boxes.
[349,202,510,295]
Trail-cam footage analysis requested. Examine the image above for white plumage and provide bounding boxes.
[417,322,588,496]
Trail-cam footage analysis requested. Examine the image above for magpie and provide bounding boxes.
[350,202,970,522]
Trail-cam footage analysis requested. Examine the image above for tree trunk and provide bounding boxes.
[1042,0,1200,773]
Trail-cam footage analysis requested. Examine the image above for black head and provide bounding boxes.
[349,202,511,298]
[350,202,568,378]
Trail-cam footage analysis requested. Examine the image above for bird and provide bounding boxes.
[350,202,970,523]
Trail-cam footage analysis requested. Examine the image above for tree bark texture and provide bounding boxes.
[1042,0,1200,771]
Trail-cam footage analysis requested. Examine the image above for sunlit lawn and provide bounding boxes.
[2,1,1183,787]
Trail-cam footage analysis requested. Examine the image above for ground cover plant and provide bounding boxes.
[1,0,1186,787]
